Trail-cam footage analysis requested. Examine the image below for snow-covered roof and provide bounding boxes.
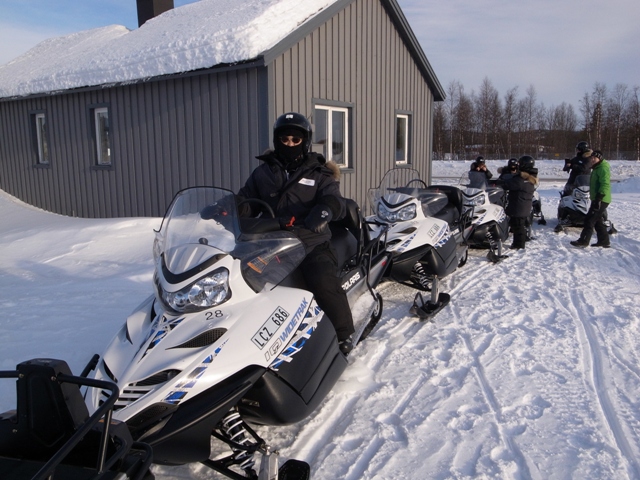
[0,0,339,98]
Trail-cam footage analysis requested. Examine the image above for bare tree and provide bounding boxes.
[502,87,519,158]
[432,79,640,161]
[433,102,447,159]
[590,82,608,148]
[629,86,640,161]
[607,83,630,159]
[445,80,463,159]
[474,77,502,157]
[455,91,475,159]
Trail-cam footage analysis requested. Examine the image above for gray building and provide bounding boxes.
[0,0,444,218]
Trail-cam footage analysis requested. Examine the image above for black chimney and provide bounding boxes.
[137,0,174,27]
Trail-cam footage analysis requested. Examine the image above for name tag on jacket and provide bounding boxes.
[299,178,315,186]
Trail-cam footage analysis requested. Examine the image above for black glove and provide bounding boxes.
[200,204,226,220]
[304,204,333,233]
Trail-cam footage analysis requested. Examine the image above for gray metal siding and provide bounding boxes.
[0,67,269,217]
[269,0,434,213]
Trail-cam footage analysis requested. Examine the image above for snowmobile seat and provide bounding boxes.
[330,199,364,269]
[0,358,153,480]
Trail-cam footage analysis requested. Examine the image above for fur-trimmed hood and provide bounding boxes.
[324,160,341,180]
[521,171,539,187]
[257,149,340,179]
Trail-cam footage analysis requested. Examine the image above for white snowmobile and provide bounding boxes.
[1,186,391,480]
[459,171,510,263]
[554,174,616,234]
[366,168,471,319]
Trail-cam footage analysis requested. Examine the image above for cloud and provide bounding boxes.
[397,0,640,108]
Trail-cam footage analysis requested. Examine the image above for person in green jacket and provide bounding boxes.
[570,149,612,248]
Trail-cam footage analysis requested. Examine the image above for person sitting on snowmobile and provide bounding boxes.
[502,155,539,250]
[236,112,355,354]
[570,149,612,249]
[470,156,493,179]
[562,141,591,195]
[468,156,493,188]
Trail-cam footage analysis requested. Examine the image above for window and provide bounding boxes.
[395,114,410,164]
[34,112,49,164]
[313,105,350,168]
[93,107,111,166]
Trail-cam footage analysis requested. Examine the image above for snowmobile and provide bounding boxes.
[459,172,510,263]
[77,186,389,479]
[554,174,616,234]
[366,168,472,319]
[0,357,154,480]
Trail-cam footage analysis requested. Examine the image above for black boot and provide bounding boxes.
[338,336,353,356]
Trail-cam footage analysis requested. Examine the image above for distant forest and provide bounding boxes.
[432,78,640,161]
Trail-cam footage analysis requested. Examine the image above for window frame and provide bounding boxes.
[91,105,112,167]
[31,111,50,166]
[395,112,411,165]
[312,103,353,169]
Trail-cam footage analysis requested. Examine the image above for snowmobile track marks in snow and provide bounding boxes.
[567,289,640,478]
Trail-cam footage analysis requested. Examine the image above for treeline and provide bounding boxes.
[432,78,640,161]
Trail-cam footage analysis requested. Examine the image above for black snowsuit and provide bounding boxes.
[563,156,590,195]
[503,171,539,249]
[237,151,354,341]
[470,161,493,180]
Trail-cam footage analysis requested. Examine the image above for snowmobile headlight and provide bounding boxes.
[159,268,231,313]
[377,202,416,223]
[469,196,485,207]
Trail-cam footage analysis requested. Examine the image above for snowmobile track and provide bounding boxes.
[558,287,640,479]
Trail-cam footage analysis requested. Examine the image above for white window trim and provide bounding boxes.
[315,105,350,168]
[395,114,410,164]
[35,113,49,164]
[94,107,111,166]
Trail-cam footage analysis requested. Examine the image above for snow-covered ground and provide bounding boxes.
[1,160,640,479]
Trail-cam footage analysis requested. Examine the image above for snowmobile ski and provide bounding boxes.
[410,291,451,320]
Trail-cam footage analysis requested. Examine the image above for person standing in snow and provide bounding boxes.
[236,112,355,354]
[502,155,539,250]
[498,158,519,181]
[570,149,611,248]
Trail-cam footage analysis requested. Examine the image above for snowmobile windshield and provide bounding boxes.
[155,187,306,291]
[466,171,488,190]
[369,169,450,218]
[368,168,425,213]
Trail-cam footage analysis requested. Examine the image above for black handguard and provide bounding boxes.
[304,204,333,233]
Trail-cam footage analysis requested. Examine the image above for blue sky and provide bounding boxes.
[1,0,639,110]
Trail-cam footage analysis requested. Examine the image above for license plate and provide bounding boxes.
[252,306,290,349]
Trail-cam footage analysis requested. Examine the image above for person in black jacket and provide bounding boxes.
[562,141,590,195]
[237,112,355,354]
[503,156,539,249]
[498,158,519,181]
[470,156,493,179]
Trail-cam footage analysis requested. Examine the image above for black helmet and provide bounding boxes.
[576,141,590,153]
[518,155,535,173]
[273,112,313,154]
[507,158,518,169]
[476,156,485,163]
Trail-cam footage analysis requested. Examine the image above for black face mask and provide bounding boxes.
[274,135,306,169]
